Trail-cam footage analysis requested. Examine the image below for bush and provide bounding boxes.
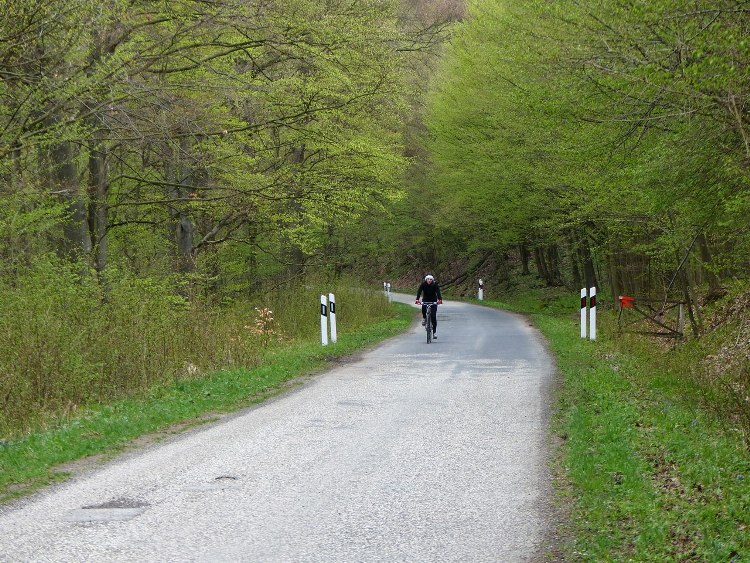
[0,262,392,438]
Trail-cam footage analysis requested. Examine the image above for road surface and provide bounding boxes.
[0,294,557,562]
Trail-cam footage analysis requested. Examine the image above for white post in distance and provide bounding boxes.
[328,292,337,343]
[589,286,597,341]
[320,294,328,346]
[580,288,587,339]
[478,279,484,301]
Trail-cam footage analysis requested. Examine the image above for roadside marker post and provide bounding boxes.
[328,293,337,343]
[320,295,328,346]
[580,288,587,339]
[580,287,597,340]
[478,279,484,301]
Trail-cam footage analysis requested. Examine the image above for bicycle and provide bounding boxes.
[418,301,438,344]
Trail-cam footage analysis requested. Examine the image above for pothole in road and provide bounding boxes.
[82,498,149,510]
[336,400,374,408]
[183,475,241,492]
[65,497,149,523]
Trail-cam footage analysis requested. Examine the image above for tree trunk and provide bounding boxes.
[287,144,307,277]
[534,246,550,284]
[697,233,724,299]
[546,245,563,286]
[175,215,195,273]
[84,23,125,275]
[519,243,530,275]
[571,248,582,290]
[578,236,598,291]
[50,136,92,258]
[680,269,700,337]
[676,249,703,337]
[167,139,196,274]
[87,140,109,274]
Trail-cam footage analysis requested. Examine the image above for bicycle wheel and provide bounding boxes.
[426,311,432,343]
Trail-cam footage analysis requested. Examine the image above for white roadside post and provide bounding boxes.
[580,288,587,339]
[589,286,597,341]
[328,292,337,343]
[320,294,328,346]
[383,281,387,293]
[478,279,484,301]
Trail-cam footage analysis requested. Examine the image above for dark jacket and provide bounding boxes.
[417,280,442,302]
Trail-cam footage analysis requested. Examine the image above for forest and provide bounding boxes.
[0,0,748,438]
[407,1,748,308]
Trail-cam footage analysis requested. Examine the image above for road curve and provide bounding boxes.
[0,294,557,562]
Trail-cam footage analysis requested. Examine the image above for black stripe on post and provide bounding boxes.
[590,295,596,308]
[581,296,587,309]
[329,302,335,314]
[321,304,327,316]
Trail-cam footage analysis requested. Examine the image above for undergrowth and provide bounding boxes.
[0,256,395,438]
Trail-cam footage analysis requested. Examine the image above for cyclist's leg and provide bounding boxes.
[431,305,438,333]
[421,304,427,325]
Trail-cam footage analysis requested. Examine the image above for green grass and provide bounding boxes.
[482,291,750,561]
[0,302,414,504]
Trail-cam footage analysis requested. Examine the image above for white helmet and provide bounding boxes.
[425,274,434,281]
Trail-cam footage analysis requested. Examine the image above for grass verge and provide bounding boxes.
[0,302,414,505]
[483,290,750,561]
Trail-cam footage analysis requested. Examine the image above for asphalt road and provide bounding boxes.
[0,294,557,562]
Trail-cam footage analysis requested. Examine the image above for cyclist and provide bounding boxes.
[415,274,443,339]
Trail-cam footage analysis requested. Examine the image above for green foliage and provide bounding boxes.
[401,0,749,303]
[422,2,574,250]
[0,0,425,283]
